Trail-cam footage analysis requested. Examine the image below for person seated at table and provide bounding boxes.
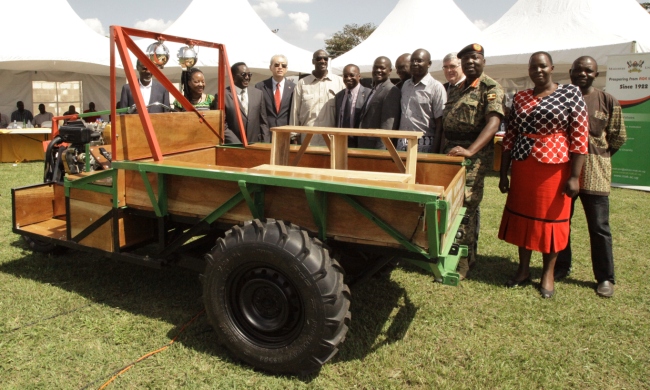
[11,101,34,124]
[0,111,9,128]
[33,104,54,128]
[173,67,214,111]
[83,102,101,122]
[63,105,79,124]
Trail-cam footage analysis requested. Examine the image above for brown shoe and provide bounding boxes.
[596,281,614,298]
[457,257,469,281]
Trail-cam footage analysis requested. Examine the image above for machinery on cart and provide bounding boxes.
[11,27,467,375]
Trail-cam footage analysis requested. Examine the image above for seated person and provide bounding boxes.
[0,112,9,128]
[33,104,54,127]
[173,67,214,111]
[83,102,101,122]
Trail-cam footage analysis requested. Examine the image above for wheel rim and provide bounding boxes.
[227,265,304,348]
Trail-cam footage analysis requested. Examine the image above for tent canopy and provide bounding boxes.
[481,0,650,81]
[157,0,315,76]
[331,0,482,75]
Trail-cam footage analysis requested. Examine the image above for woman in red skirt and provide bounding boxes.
[498,52,588,298]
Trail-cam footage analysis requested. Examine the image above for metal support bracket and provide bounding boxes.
[238,181,264,220]
[305,187,327,241]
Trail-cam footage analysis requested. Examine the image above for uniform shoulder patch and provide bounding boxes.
[487,93,497,101]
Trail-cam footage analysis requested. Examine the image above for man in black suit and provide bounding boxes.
[334,64,371,148]
[119,60,170,113]
[358,56,401,149]
[223,62,269,144]
[254,54,295,140]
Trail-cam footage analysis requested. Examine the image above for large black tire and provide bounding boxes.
[202,219,351,375]
[22,235,66,254]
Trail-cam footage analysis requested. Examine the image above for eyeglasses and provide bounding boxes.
[239,72,253,78]
[314,56,329,61]
[273,63,288,68]
[443,65,458,70]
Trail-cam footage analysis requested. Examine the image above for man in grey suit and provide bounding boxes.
[119,60,170,113]
[223,62,269,144]
[255,54,295,141]
[335,64,371,148]
[358,56,401,149]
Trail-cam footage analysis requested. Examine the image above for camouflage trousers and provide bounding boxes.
[444,142,494,265]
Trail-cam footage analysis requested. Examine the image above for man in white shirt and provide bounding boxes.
[398,49,447,153]
[442,52,466,92]
[33,104,54,127]
[119,60,170,113]
[290,50,345,146]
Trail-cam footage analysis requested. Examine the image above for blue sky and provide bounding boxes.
[68,0,519,51]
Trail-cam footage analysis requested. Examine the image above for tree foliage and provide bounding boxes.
[324,23,376,59]
[642,2,650,11]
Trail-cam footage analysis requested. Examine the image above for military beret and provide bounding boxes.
[458,43,485,58]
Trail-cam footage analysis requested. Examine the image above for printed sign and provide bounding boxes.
[606,53,650,191]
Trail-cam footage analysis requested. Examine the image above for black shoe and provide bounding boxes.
[554,267,571,281]
[539,286,555,299]
[505,275,531,288]
[596,281,614,298]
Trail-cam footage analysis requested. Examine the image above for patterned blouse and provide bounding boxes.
[503,84,589,164]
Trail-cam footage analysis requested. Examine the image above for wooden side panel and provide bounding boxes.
[19,219,67,240]
[69,188,114,206]
[119,213,155,248]
[14,184,55,228]
[164,148,217,165]
[69,199,113,252]
[124,170,158,211]
[442,167,466,248]
[114,111,223,161]
[53,184,66,216]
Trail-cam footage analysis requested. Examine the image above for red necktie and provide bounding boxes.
[274,83,281,114]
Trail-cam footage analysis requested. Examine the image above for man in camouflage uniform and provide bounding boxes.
[443,43,505,280]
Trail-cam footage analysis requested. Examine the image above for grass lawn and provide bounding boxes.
[1,161,649,389]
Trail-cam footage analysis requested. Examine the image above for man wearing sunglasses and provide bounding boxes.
[222,62,269,144]
[290,49,345,146]
[255,54,295,140]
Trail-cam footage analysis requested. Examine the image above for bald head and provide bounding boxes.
[396,53,411,82]
[410,49,431,83]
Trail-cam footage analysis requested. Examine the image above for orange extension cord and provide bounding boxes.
[97,309,205,390]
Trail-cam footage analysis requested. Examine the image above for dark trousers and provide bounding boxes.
[556,193,615,283]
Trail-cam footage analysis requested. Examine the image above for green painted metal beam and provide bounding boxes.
[140,170,163,217]
[305,187,327,241]
[238,181,263,220]
[338,194,430,259]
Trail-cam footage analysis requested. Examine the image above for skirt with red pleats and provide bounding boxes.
[498,156,572,253]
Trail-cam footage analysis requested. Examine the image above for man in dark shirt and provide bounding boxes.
[10,101,34,124]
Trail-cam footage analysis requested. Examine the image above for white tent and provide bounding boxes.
[331,0,482,76]
[481,0,650,89]
[157,0,314,80]
[0,0,123,117]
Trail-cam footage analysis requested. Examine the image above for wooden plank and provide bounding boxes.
[14,184,54,228]
[69,199,113,252]
[250,164,412,184]
[53,184,66,217]
[19,218,67,240]
[271,125,424,139]
[69,188,114,206]
[381,137,406,173]
[290,134,313,166]
[405,136,418,184]
[442,166,466,249]
[330,135,348,169]
[118,213,155,247]
[270,132,291,165]
[114,110,223,161]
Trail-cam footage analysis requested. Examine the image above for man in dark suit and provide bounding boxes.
[358,56,401,149]
[119,60,170,113]
[223,62,269,144]
[334,64,371,148]
[254,54,295,140]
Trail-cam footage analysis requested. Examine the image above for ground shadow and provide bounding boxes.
[2,236,416,380]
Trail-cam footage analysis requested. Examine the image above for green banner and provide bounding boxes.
[606,54,650,191]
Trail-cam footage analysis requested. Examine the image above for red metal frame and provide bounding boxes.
[109,26,249,161]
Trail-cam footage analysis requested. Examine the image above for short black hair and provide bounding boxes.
[530,51,553,65]
[231,62,247,75]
